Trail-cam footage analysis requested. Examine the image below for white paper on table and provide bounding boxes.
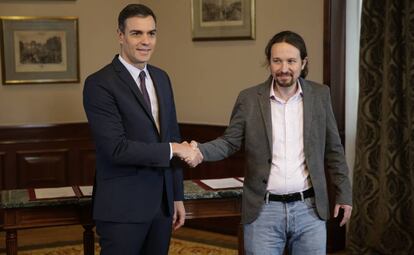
[200,178,243,189]
[79,185,93,196]
[34,186,76,199]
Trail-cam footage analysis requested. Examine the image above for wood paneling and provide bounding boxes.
[324,0,347,251]
[324,0,346,140]
[0,123,242,190]
[0,123,95,190]
[0,153,4,189]
[16,149,69,188]
[179,123,245,180]
[78,149,96,185]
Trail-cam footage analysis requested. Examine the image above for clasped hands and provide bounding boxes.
[172,141,203,167]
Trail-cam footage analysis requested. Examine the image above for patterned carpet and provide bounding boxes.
[0,238,237,255]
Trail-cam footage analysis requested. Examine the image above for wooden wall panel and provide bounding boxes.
[0,153,4,190]
[179,123,245,180]
[0,123,242,190]
[16,149,69,188]
[0,123,95,190]
[78,149,96,185]
[324,0,347,251]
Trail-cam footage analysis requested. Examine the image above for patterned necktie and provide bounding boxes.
[139,71,152,112]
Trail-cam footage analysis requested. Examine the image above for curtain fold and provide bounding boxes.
[348,0,414,254]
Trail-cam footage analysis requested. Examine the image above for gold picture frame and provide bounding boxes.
[191,0,255,41]
[0,16,79,85]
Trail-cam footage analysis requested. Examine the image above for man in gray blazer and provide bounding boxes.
[188,31,352,255]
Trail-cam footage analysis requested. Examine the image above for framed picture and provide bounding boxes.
[0,17,79,85]
[191,0,255,41]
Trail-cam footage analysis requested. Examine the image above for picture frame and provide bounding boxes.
[191,0,255,41]
[0,16,79,85]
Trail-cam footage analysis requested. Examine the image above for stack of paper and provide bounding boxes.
[198,177,243,190]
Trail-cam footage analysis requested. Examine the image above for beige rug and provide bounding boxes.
[1,238,237,255]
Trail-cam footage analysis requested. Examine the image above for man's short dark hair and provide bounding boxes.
[265,31,308,78]
[118,4,157,33]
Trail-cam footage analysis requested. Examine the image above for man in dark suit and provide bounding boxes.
[83,4,194,255]
[188,31,352,254]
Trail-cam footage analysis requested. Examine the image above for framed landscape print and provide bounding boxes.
[0,17,79,85]
[191,0,255,41]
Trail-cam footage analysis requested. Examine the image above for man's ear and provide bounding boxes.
[117,29,124,44]
[302,57,308,70]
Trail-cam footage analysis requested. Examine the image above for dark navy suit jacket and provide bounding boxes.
[83,55,183,223]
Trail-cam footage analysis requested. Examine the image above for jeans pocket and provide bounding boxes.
[304,197,316,208]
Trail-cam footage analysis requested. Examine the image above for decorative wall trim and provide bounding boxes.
[0,123,92,144]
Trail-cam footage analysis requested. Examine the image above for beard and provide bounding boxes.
[274,72,297,88]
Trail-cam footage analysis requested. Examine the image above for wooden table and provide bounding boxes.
[0,181,242,255]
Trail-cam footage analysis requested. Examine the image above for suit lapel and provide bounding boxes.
[111,56,157,126]
[257,77,273,153]
[300,78,313,151]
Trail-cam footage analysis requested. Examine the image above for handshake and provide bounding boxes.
[172,141,203,168]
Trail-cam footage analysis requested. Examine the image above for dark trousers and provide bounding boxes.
[95,199,172,255]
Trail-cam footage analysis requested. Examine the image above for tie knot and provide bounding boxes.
[139,71,146,81]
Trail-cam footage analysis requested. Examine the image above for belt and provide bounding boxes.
[265,188,314,203]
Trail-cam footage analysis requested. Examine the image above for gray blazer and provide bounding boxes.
[199,77,352,224]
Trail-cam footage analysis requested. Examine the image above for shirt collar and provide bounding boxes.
[118,55,149,80]
[270,79,303,101]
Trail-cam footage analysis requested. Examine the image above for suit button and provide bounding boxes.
[267,159,271,164]
[262,179,268,184]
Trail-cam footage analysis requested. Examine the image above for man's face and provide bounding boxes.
[118,16,156,69]
[269,42,307,88]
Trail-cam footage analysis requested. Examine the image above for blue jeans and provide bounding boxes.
[244,197,326,255]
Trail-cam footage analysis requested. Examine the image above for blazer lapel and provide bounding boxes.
[112,56,156,122]
[300,78,313,152]
[257,77,273,153]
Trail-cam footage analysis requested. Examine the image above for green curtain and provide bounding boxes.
[348,0,414,254]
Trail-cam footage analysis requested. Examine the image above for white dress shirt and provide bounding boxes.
[267,80,312,194]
